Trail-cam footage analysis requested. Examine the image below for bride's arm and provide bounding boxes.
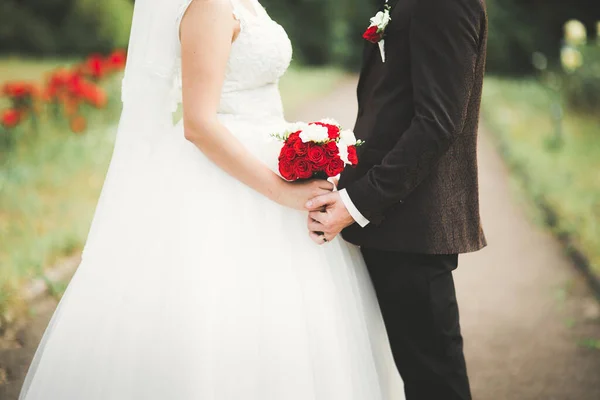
[179,0,332,210]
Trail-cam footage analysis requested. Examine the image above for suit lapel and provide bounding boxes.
[363,0,402,65]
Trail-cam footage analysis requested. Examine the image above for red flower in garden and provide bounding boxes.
[78,80,108,108]
[1,109,21,128]
[82,54,106,80]
[2,82,38,99]
[46,69,82,100]
[89,87,108,108]
[106,49,127,71]
[69,115,87,134]
[0,48,125,137]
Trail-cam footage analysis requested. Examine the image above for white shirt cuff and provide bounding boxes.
[339,189,370,228]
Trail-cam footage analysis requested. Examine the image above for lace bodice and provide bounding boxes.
[176,0,293,118]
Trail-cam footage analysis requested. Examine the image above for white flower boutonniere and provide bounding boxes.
[363,2,392,62]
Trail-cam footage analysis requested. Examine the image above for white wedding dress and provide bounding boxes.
[19,1,404,399]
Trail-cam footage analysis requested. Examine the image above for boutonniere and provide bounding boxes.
[363,2,392,62]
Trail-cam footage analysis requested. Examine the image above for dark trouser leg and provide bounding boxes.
[361,248,471,400]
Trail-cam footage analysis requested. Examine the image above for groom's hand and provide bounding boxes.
[305,192,354,245]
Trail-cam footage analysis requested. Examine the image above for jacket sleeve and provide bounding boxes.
[345,0,485,224]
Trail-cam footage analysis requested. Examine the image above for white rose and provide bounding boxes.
[339,129,357,146]
[338,144,350,165]
[299,124,329,143]
[371,10,391,29]
[319,118,340,126]
[381,9,391,28]
[370,11,384,27]
[287,121,309,133]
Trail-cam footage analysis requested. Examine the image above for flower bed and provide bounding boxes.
[1,50,126,143]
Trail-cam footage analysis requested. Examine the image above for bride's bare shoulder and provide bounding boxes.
[180,0,238,40]
[184,0,236,17]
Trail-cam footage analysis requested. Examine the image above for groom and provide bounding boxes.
[306,0,487,399]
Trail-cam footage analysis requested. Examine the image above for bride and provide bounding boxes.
[19,0,404,398]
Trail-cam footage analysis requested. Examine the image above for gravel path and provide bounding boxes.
[1,79,599,400]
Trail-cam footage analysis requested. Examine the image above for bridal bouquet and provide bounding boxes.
[272,119,363,181]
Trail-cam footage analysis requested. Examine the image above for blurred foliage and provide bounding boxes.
[561,45,600,114]
[1,0,600,76]
[261,0,377,69]
[486,0,600,75]
[0,0,133,56]
[483,77,600,278]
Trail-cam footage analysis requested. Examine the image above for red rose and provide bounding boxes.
[323,141,339,157]
[311,122,340,140]
[307,144,326,165]
[286,131,301,145]
[279,158,297,181]
[293,139,308,156]
[325,156,345,177]
[347,145,358,165]
[363,25,382,43]
[281,144,297,161]
[1,109,21,128]
[294,158,314,180]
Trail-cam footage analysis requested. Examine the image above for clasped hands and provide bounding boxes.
[304,180,355,245]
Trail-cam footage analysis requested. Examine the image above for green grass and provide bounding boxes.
[0,57,122,317]
[0,57,69,82]
[482,77,600,277]
[0,59,345,317]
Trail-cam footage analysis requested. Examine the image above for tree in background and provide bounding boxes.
[0,0,133,56]
[260,0,377,69]
[486,0,600,75]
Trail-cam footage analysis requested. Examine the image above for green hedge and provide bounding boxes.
[562,45,600,114]
[0,0,133,56]
[261,0,377,69]
[486,0,600,75]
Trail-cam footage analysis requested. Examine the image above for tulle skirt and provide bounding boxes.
[19,115,404,400]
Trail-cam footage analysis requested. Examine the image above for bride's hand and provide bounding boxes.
[276,179,334,211]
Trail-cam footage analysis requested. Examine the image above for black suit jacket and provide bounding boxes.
[339,0,488,254]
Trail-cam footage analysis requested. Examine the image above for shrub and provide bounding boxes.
[562,45,600,114]
[485,0,600,76]
[557,20,600,114]
[261,0,377,68]
[0,0,133,56]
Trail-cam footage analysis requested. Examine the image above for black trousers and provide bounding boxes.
[361,248,472,400]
